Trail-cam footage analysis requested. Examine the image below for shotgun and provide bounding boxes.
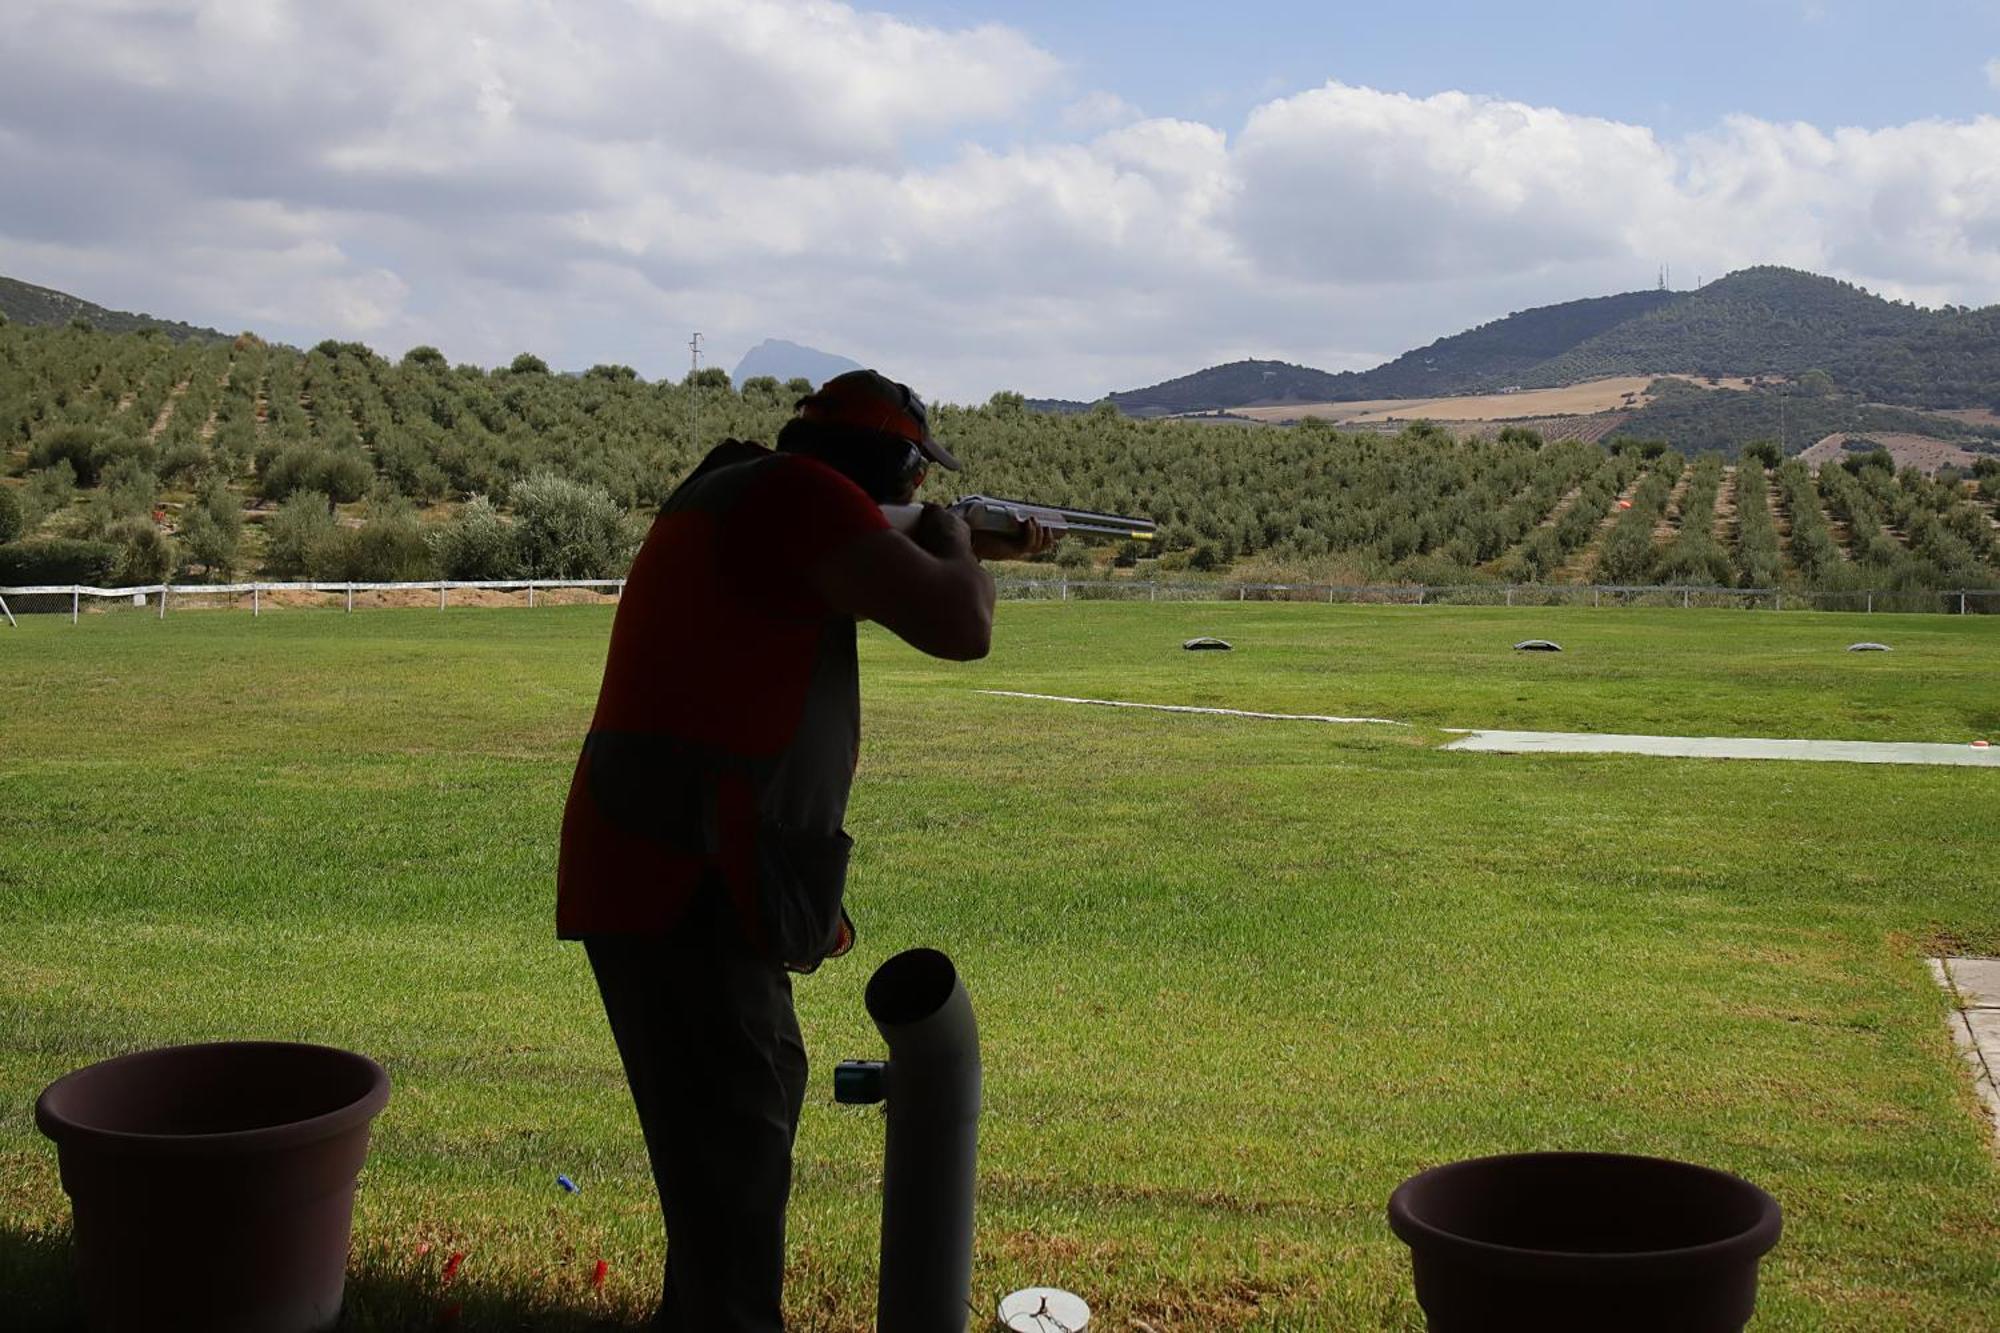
[881,496,1155,544]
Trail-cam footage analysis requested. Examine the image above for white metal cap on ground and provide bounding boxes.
[999,1287,1090,1331]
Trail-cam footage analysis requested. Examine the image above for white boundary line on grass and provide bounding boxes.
[973,690,1408,727]
[975,693,1999,767]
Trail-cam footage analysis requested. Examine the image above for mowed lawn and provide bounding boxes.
[2,602,1997,1331]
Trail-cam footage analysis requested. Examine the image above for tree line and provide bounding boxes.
[2,320,1996,591]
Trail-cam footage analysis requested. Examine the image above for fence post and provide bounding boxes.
[1237,585,1245,602]
[528,582,536,608]
[253,585,260,617]
[1149,581,1157,602]
[1682,588,1690,609]
[1593,587,1601,608]
[158,587,167,620]
[1506,586,1514,607]
[439,581,448,610]
[346,583,354,613]
[1775,590,1782,612]
[1866,590,1872,614]
[1060,579,1069,602]
[72,586,79,625]
[1961,591,1968,616]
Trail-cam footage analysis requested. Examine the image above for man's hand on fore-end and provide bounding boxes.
[969,515,1055,563]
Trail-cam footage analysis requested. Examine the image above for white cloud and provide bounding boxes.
[1060,90,1142,133]
[2,4,1999,402]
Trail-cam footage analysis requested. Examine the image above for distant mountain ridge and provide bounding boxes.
[730,338,861,388]
[0,274,227,343]
[1096,268,2000,417]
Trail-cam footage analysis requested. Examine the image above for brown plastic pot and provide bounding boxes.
[1388,1152,1782,1333]
[35,1041,391,1333]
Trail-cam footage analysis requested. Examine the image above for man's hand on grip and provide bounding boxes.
[912,502,974,562]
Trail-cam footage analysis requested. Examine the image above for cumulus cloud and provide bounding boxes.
[2,3,1998,401]
[1060,90,1143,134]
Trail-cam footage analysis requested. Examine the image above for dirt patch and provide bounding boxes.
[1928,407,2000,430]
[1556,473,1646,581]
[1228,374,1735,426]
[1651,463,1695,544]
[148,377,192,441]
[1714,466,1739,546]
[1798,432,1981,476]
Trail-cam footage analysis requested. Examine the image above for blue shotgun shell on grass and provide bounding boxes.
[557,1173,580,1194]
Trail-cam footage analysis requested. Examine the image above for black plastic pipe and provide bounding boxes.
[836,948,981,1333]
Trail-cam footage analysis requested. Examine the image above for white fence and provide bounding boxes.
[990,580,2000,615]
[2,578,1996,626]
[0,579,626,625]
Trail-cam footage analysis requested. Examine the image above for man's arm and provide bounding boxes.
[811,504,995,661]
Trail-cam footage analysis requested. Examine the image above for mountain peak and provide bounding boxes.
[730,338,862,388]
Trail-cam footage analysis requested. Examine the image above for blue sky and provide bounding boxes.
[909,0,2000,139]
[4,1,2000,399]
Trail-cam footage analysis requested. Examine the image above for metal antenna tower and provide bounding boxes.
[687,332,703,446]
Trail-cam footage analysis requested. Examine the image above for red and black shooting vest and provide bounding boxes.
[556,442,890,969]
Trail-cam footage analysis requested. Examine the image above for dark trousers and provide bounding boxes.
[585,899,808,1332]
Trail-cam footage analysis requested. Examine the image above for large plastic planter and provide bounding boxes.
[1388,1152,1782,1333]
[35,1041,391,1333]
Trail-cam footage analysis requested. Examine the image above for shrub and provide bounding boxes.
[155,440,211,486]
[264,491,338,578]
[509,353,550,375]
[0,538,120,585]
[22,461,77,529]
[0,485,22,545]
[509,472,633,579]
[429,495,520,580]
[260,446,373,506]
[312,499,435,582]
[104,518,177,586]
[28,425,107,485]
[177,476,242,581]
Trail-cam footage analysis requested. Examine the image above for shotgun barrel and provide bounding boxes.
[883,495,1155,543]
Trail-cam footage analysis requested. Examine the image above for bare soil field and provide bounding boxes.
[1226,374,1732,426]
[1458,413,1631,444]
[1797,432,1983,476]
[1929,407,2000,429]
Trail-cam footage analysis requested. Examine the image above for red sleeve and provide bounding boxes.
[721,454,891,617]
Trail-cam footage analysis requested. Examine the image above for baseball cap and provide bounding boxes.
[795,369,961,471]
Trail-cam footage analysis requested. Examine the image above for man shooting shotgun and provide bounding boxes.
[556,369,1053,1332]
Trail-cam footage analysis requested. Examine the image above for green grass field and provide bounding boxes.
[3,603,1997,1330]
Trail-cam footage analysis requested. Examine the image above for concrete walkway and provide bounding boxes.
[1444,730,2000,767]
[1931,958,2000,1151]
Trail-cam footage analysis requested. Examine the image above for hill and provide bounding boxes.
[729,338,860,388]
[0,274,228,343]
[1106,359,1351,417]
[1323,288,1684,401]
[1101,268,2000,416]
[1527,268,1944,393]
